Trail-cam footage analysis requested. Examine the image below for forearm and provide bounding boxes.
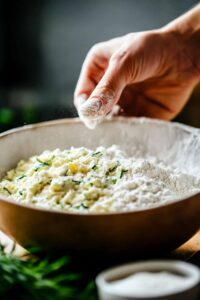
[166,4,200,34]
[163,4,200,73]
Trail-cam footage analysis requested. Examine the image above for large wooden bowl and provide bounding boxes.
[0,118,199,255]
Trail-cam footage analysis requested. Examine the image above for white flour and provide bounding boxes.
[78,103,120,129]
[98,145,200,212]
[0,144,199,213]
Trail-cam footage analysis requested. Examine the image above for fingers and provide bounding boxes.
[74,37,124,110]
[77,33,161,121]
[74,43,110,109]
[75,32,164,126]
[78,53,128,120]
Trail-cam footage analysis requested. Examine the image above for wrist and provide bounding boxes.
[162,5,200,77]
[162,27,200,78]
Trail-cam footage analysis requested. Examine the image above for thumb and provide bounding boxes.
[79,56,127,119]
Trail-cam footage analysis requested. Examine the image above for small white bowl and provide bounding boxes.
[96,260,200,300]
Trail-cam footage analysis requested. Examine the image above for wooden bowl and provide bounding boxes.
[0,117,199,255]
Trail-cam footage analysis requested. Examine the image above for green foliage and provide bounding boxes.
[0,108,15,125]
[22,106,39,124]
[0,245,97,300]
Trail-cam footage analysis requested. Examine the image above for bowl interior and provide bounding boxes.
[0,117,199,180]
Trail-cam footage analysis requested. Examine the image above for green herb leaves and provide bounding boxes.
[36,158,51,167]
[91,164,98,170]
[91,151,102,157]
[75,203,89,209]
[3,187,11,195]
[111,178,117,184]
[34,157,54,171]
[17,175,27,180]
[106,164,118,176]
[119,169,128,178]
[0,245,97,300]
[72,179,82,185]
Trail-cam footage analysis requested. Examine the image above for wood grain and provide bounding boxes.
[172,231,200,260]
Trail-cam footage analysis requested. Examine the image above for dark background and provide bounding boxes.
[0,0,199,132]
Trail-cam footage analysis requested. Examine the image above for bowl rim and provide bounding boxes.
[0,116,199,138]
[0,117,199,217]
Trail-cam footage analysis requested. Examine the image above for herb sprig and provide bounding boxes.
[0,245,97,300]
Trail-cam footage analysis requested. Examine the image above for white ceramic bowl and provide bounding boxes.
[96,260,200,300]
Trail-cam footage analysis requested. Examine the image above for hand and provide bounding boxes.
[74,16,200,123]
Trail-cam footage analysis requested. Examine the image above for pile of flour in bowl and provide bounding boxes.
[103,145,200,212]
[0,144,199,213]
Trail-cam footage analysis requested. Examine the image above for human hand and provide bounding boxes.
[74,11,200,127]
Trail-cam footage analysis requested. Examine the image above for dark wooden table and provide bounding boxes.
[173,231,200,266]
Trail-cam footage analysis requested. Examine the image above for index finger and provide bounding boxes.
[74,36,123,109]
[74,45,108,109]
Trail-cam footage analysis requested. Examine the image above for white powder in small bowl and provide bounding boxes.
[107,271,197,297]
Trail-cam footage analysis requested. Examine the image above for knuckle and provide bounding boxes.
[89,43,104,56]
[124,32,135,41]
[110,49,130,65]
